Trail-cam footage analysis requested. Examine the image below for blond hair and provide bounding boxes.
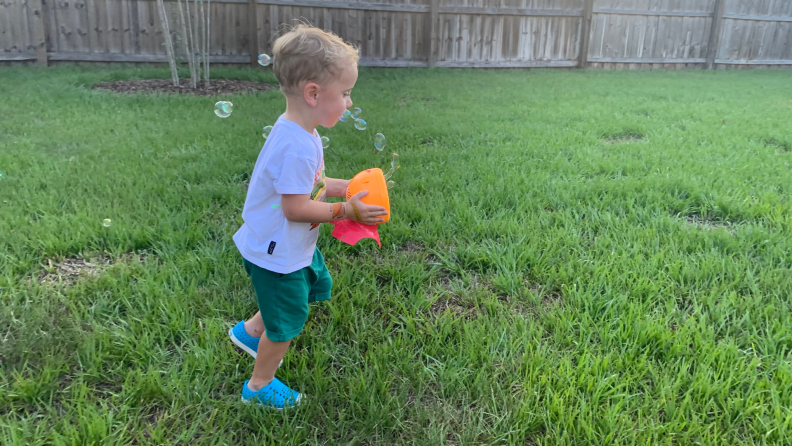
[272,24,359,96]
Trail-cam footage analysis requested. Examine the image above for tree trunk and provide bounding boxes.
[203,0,210,86]
[156,0,179,86]
[191,0,201,87]
[181,0,198,88]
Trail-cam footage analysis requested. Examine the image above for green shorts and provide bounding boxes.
[243,247,332,342]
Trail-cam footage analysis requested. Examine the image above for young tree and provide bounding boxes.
[161,0,211,89]
[202,0,211,86]
[156,0,179,86]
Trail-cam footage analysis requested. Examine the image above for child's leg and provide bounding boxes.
[247,338,291,390]
[238,250,330,407]
[244,311,265,337]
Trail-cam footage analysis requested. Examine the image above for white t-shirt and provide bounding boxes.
[233,115,327,274]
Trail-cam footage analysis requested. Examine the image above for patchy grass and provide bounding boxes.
[2,65,792,445]
[763,137,791,152]
[38,251,158,285]
[601,130,645,143]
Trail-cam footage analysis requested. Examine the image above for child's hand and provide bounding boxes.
[347,191,388,225]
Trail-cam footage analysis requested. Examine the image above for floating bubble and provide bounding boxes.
[374,133,386,151]
[352,107,362,119]
[262,125,273,139]
[387,180,395,190]
[257,54,272,66]
[320,136,330,149]
[384,153,400,180]
[339,109,352,122]
[354,118,367,131]
[214,101,233,118]
[102,219,112,227]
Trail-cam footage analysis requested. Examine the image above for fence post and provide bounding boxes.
[578,0,594,68]
[29,0,48,66]
[706,0,726,70]
[248,0,259,67]
[428,0,438,67]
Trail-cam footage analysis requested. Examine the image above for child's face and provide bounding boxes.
[316,64,358,128]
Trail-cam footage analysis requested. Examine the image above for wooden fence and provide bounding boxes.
[2,0,791,69]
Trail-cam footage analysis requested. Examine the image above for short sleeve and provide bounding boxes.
[273,152,316,195]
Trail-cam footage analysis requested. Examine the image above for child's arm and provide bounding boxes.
[325,178,350,198]
[282,191,387,225]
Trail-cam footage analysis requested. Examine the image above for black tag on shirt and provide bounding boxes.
[267,241,276,255]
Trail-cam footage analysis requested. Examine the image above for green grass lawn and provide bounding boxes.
[2,64,792,445]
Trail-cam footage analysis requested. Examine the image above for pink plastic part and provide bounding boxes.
[330,219,381,248]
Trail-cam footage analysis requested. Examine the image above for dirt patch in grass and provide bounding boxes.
[426,275,491,321]
[93,79,276,96]
[399,241,426,255]
[91,380,124,399]
[437,273,494,294]
[602,131,645,143]
[429,295,478,321]
[397,94,435,106]
[509,282,563,318]
[40,252,156,285]
[763,138,791,152]
[530,282,562,309]
[683,215,734,232]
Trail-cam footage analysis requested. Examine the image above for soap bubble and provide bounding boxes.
[387,180,395,189]
[352,107,362,119]
[374,133,386,151]
[214,101,233,118]
[262,125,273,139]
[257,54,272,66]
[354,119,367,130]
[321,136,329,148]
[339,110,352,122]
[102,219,112,227]
[384,152,400,181]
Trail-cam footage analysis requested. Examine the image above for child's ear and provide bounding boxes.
[304,82,319,107]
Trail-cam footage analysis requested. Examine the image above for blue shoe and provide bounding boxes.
[229,321,260,358]
[229,321,283,366]
[241,378,302,409]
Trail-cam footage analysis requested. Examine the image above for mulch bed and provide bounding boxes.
[93,79,276,96]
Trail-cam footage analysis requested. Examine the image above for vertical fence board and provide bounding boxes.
[1,2,9,52]
[9,0,25,52]
[29,0,49,63]
[20,0,32,52]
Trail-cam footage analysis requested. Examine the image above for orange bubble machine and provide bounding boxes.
[345,168,390,224]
